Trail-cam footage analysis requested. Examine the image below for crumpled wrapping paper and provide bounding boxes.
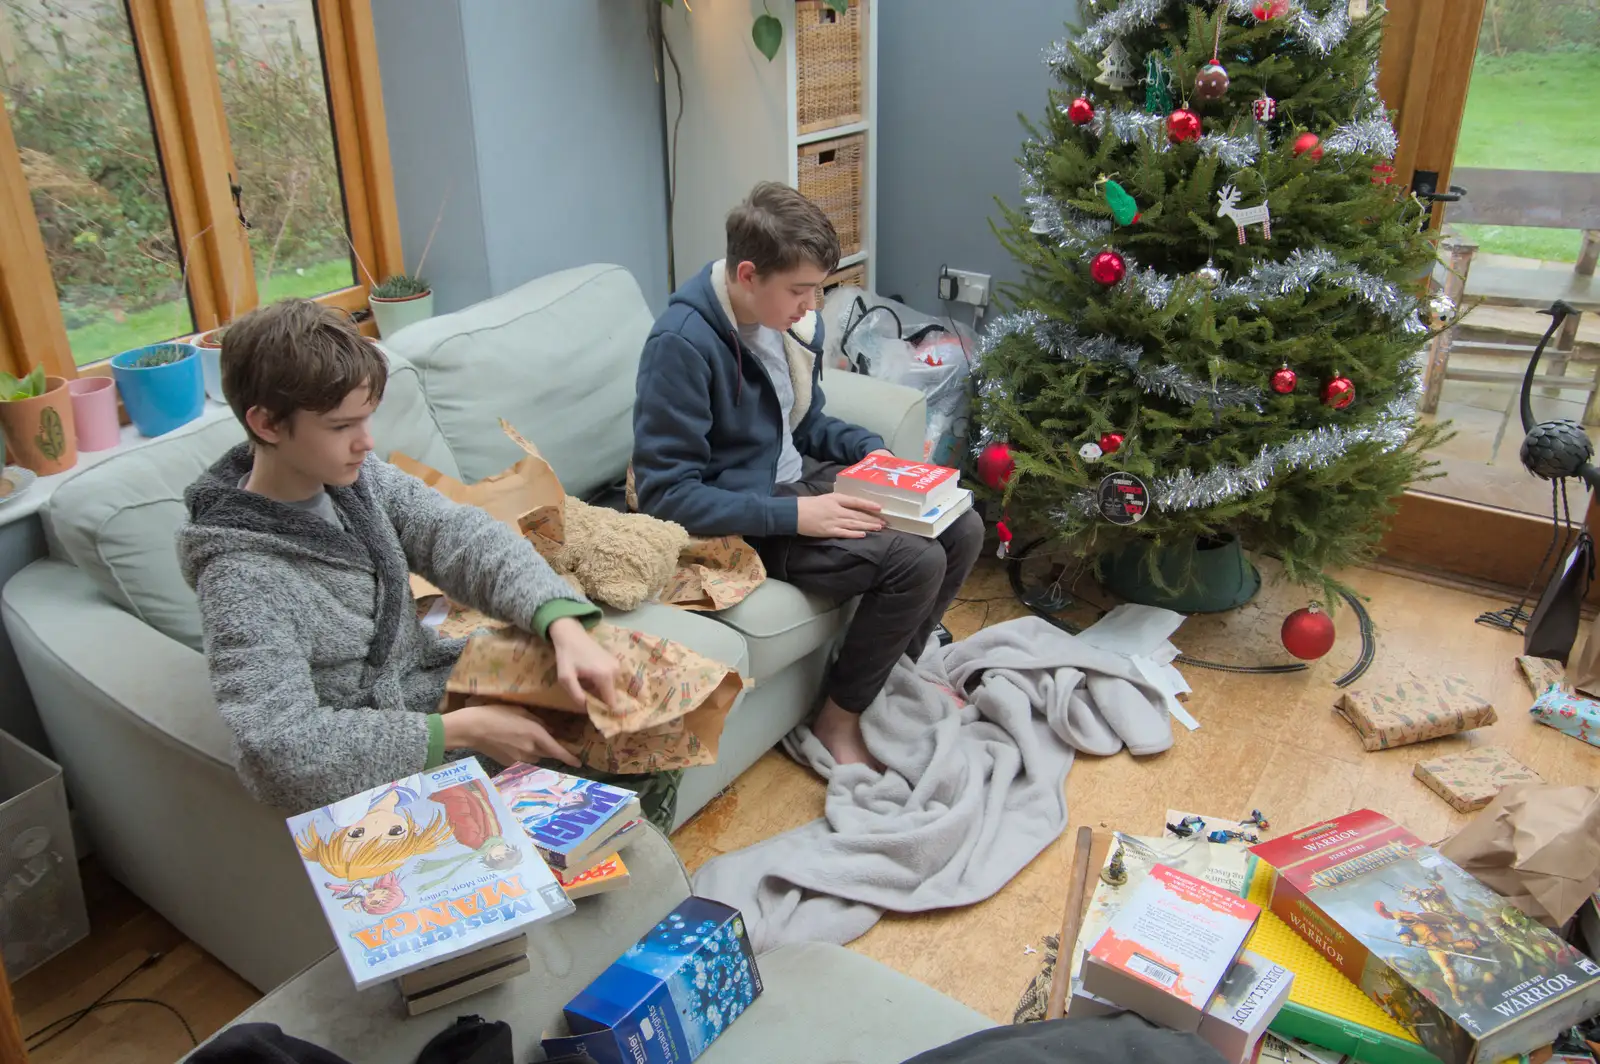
[395,421,763,611]
[427,600,744,775]
[1438,782,1600,928]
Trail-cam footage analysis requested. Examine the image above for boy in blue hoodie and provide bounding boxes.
[632,183,984,769]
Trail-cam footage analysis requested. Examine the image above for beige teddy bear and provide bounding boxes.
[547,496,690,612]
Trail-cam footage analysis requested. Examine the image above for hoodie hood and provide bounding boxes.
[669,260,823,425]
[179,443,410,668]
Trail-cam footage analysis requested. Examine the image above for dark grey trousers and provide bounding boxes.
[753,459,986,713]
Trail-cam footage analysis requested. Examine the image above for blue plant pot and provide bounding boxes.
[111,343,206,437]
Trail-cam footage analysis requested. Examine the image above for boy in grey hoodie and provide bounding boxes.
[177,299,620,814]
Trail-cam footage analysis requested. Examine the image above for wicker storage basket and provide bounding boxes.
[797,134,864,258]
[815,262,866,306]
[795,0,864,134]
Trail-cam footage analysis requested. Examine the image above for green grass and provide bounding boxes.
[66,257,356,367]
[1451,47,1600,264]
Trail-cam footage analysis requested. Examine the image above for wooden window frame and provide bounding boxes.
[0,0,401,379]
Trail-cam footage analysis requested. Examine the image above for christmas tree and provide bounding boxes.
[975,0,1447,602]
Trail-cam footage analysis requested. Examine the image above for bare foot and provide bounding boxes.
[812,699,884,771]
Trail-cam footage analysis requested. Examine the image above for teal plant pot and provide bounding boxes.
[1101,533,1262,613]
[111,343,205,437]
[369,290,433,339]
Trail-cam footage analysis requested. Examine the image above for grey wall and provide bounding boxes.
[371,0,492,314]
[373,0,670,314]
[874,0,1077,318]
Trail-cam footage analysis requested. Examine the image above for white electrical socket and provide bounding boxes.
[945,268,992,307]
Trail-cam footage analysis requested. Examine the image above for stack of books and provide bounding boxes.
[491,764,642,902]
[835,454,972,538]
[284,760,575,1015]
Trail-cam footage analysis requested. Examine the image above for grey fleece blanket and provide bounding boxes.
[691,613,1179,952]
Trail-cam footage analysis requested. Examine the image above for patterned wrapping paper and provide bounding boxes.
[1515,655,1567,696]
[668,536,768,612]
[1412,746,1544,813]
[435,613,745,775]
[1334,673,1497,751]
[1529,686,1600,749]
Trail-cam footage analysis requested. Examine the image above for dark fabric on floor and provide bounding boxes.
[898,1014,1231,1064]
[187,1024,352,1064]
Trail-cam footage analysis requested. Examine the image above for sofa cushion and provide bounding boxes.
[369,347,458,477]
[379,264,653,499]
[713,579,848,685]
[46,414,243,650]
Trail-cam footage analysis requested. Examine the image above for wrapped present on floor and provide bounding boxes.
[1412,746,1543,813]
[1334,672,1496,751]
[441,622,744,775]
[1515,655,1567,696]
[1529,686,1600,749]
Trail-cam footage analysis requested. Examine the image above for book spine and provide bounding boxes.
[1271,878,1370,987]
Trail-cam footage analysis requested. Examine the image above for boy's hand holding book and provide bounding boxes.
[796,494,884,539]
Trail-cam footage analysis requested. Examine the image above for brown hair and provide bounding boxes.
[725,182,841,276]
[221,299,388,445]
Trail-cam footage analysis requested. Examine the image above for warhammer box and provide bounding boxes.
[1249,810,1600,1064]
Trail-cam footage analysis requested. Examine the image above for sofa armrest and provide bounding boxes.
[822,372,927,460]
[3,559,233,766]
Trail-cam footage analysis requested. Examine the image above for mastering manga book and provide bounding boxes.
[287,759,574,991]
[1250,810,1600,1064]
[492,764,642,871]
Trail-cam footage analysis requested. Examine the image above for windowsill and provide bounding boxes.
[0,402,234,530]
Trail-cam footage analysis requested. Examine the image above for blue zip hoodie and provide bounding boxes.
[632,260,886,538]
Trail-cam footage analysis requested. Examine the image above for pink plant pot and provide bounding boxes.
[68,377,122,452]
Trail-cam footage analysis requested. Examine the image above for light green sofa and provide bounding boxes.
[1,264,926,992]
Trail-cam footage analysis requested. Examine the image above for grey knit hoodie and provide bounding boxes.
[177,443,598,813]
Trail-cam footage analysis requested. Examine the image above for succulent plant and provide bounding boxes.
[0,366,47,402]
[371,274,431,300]
[131,344,193,369]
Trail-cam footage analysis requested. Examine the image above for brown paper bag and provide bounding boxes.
[439,620,742,775]
[392,419,566,546]
[1438,782,1600,928]
[666,536,767,612]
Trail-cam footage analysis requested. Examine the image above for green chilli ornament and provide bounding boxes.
[1100,178,1142,226]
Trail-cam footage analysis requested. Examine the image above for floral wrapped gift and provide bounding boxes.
[1529,686,1600,749]
[1334,672,1496,751]
[1412,746,1543,813]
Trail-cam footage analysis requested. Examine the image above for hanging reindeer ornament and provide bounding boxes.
[1216,183,1272,244]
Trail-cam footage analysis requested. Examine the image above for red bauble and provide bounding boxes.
[1167,108,1202,143]
[976,441,1016,490]
[1067,97,1095,125]
[1322,375,1355,409]
[1253,0,1289,19]
[1090,250,1127,286]
[1098,432,1125,455]
[1293,132,1324,161]
[1271,366,1298,394]
[1281,605,1336,660]
[1371,162,1396,185]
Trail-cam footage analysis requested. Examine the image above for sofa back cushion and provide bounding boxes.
[45,349,449,650]
[379,263,653,499]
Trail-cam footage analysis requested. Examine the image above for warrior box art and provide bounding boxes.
[1250,810,1600,1064]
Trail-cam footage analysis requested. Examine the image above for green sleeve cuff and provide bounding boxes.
[425,713,446,768]
[532,598,603,640]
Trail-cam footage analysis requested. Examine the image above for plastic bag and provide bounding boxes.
[821,287,975,467]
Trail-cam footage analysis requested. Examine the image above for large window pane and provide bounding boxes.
[208,0,356,302]
[2,0,193,366]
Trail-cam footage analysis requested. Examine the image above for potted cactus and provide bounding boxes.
[0,367,78,475]
[110,342,206,437]
[368,273,434,338]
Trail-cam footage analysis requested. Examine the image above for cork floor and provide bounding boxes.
[14,559,1600,1062]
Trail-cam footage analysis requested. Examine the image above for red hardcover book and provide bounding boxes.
[835,455,962,514]
[1250,810,1600,1064]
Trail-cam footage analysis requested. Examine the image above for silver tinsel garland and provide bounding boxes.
[1323,114,1399,159]
[1198,132,1260,168]
[979,310,1266,413]
[1216,248,1426,332]
[1050,0,1352,71]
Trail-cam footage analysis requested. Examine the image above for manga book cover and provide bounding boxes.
[287,759,573,990]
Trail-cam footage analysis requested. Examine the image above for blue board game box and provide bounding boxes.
[542,897,762,1064]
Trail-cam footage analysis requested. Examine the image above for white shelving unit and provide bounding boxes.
[661,0,878,293]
